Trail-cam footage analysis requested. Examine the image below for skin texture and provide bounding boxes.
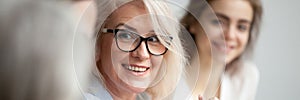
[96,1,163,100]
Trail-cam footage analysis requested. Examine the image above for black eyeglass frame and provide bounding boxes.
[102,28,172,56]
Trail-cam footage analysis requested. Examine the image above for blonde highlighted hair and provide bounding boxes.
[94,0,186,99]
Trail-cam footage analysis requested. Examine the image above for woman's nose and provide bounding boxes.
[224,25,237,40]
[131,41,150,60]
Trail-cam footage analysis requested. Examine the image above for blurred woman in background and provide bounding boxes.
[182,0,263,99]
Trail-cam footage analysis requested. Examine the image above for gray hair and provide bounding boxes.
[94,0,187,99]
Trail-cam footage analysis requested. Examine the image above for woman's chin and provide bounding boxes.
[128,86,147,94]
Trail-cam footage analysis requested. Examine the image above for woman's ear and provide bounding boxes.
[189,24,196,35]
[95,50,100,64]
[95,39,101,67]
[188,24,197,40]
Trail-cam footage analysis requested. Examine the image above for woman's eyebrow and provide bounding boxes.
[116,23,156,33]
[238,19,251,24]
[149,30,155,32]
[146,30,157,36]
[215,13,229,21]
[115,23,137,32]
[215,13,251,24]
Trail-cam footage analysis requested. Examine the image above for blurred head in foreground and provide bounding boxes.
[0,1,95,100]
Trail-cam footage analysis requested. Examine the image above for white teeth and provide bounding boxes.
[126,65,147,72]
[129,66,132,70]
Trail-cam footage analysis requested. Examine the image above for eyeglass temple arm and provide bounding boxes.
[102,28,114,33]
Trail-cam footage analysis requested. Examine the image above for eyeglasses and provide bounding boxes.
[102,28,173,56]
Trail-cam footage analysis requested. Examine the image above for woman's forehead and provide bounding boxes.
[116,18,155,36]
[109,13,154,33]
[112,0,147,18]
[106,1,148,27]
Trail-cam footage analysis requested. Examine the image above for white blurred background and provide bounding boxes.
[255,0,300,100]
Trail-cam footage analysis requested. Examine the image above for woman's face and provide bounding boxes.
[191,0,253,64]
[97,2,164,94]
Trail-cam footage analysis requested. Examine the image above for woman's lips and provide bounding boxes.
[225,45,234,54]
[121,64,150,77]
[212,41,234,54]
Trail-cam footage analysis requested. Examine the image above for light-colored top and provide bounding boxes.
[84,71,151,100]
[220,62,260,100]
[84,73,113,100]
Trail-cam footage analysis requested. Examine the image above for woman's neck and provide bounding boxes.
[102,75,137,100]
[195,53,224,99]
[189,54,212,99]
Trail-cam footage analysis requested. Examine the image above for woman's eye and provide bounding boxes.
[237,24,248,32]
[211,19,223,26]
[148,36,159,42]
[118,32,134,40]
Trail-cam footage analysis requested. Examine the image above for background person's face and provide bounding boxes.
[98,3,163,94]
[192,0,253,64]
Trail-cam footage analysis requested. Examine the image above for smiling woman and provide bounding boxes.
[182,0,263,100]
[85,0,187,99]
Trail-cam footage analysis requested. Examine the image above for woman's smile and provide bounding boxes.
[212,41,236,55]
[121,64,151,77]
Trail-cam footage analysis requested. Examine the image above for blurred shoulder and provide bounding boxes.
[242,62,259,78]
[226,61,260,81]
[236,61,260,82]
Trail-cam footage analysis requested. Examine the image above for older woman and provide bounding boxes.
[86,0,188,99]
